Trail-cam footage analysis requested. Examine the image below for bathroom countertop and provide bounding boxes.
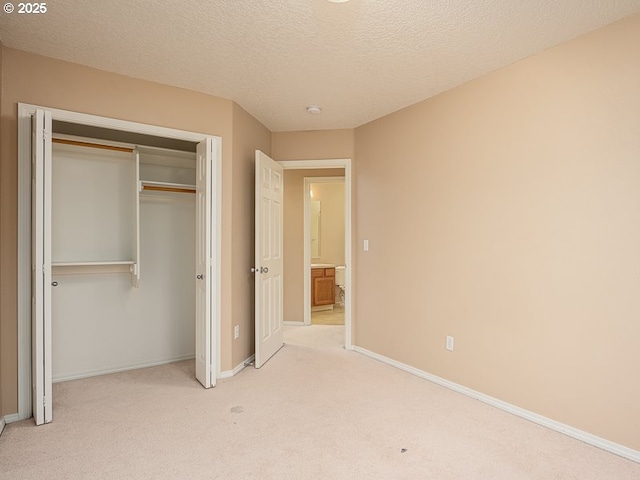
[311,263,336,268]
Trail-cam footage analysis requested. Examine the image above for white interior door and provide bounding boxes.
[195,138,215,388]
[32,108,53,425]
[255,150,284,368]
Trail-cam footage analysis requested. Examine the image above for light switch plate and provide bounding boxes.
[446,335,454,351]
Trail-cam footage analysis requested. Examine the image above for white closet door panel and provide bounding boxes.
[32,108,52,425]
[51,143,134,263]
[195,139,214,388]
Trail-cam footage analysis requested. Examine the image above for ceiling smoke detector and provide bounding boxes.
[306,105,322,115]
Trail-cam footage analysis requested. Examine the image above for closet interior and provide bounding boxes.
[50,121,199,382]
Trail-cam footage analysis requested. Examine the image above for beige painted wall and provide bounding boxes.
[283,169,344,322]
[354,14,640,450]
[272,129,354,161]
[0,47,268,415]
[312,182,345,265]
[0,41,4,419]
[231,103,271,367]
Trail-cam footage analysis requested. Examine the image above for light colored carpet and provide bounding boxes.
[1,325,639,480]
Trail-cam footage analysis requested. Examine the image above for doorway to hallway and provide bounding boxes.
[280,159,352,350]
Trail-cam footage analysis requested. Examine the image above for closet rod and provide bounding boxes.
[52,138,134,153]
[142,185,196,194]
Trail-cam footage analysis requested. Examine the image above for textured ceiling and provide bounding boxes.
[1,1,640,131]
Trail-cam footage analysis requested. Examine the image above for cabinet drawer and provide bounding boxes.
[311,268,324,278]
[324,268,335,277]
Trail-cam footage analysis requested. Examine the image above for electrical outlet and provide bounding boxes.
[234,325,240,339]
[445,335,454,351]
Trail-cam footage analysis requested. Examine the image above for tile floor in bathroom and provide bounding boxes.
[311,305,345,325]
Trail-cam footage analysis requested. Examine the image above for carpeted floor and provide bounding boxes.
[0,325,638,480]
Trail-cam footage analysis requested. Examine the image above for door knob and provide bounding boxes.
[196,274,204,280]
[51,281,59,287]
[251,267,258,273]
[260,267,269,274]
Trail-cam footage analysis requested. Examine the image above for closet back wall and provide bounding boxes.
[51,143,196,381]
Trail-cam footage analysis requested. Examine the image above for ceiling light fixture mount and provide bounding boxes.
[306,105,322,115]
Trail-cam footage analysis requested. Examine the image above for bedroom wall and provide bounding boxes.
[0,41,4,420]
[354,14,640,450]
[231,103,271,368]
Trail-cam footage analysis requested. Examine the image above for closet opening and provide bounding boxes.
[50,133,198,385]
[17,104,221,424]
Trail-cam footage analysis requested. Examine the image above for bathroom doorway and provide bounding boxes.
[280,159,352,350]
[306,177,345,327]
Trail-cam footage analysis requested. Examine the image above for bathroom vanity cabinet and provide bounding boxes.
[311,267,335,307]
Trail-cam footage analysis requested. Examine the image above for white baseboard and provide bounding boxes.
[4,413,20,424]
[353,346,640,464]
[1,412,21,435]
[52,354,196,383]
[284,321,305,326]
[219,354,255,379]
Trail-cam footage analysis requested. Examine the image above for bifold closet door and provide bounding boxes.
[195,138,215,388]
[32,108,53,425]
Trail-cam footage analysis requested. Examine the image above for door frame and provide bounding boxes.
[279,159,353,350]
[16,103,222,420]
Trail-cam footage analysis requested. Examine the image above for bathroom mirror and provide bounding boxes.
[310,200,321,259]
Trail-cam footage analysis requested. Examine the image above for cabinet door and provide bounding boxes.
[313,276,335,306]
[310,268,323,306]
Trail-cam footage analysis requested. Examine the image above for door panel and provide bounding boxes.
[32,108,52,425]
[255,151,284,368]
[314,277,336,306]
[195,138,214,388]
